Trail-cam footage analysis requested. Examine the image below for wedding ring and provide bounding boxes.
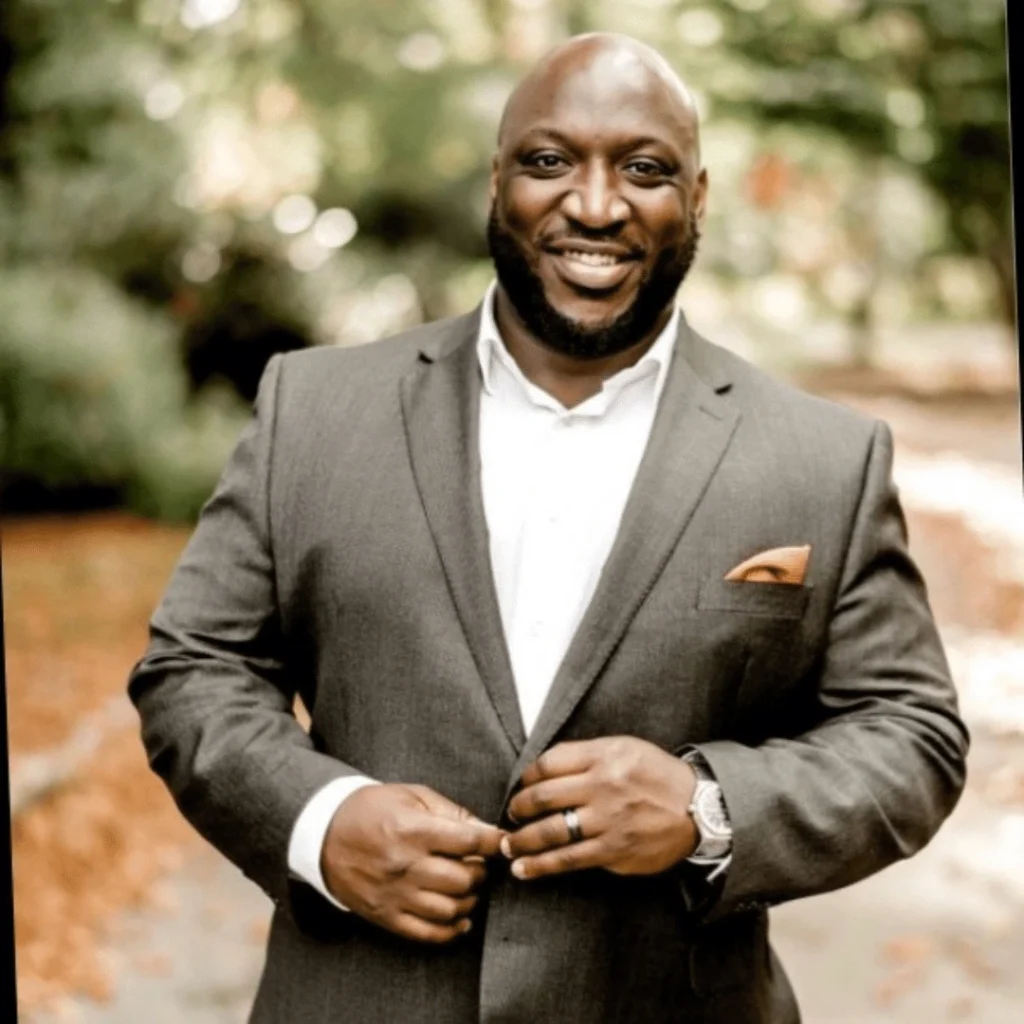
[563,807,584,844]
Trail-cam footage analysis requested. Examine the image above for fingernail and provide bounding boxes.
[511,860,527,880]
[500,836,512,859]
[460,919,472,933]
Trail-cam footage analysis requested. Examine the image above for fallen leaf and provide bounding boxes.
[948,994,975,1019]
[873,965,925,1006]
[881,934,938,967]
[946,938,1000,983]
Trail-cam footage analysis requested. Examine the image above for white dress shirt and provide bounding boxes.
[286,282,724,910]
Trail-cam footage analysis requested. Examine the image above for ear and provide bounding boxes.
[692,167,709,224]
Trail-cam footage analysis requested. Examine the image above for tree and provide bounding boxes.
[688,0,1012,326]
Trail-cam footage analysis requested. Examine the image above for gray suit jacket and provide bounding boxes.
[129,307,968,1023]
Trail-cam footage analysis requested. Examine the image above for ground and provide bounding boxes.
[6,356,1022,1023]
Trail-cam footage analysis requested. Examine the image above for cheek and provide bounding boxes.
[635,196,689,245]
[502,179,559,235]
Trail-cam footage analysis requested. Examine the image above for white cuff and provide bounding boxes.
[287,775,380,911]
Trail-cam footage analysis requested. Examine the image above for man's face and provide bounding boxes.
[488,48,707,360]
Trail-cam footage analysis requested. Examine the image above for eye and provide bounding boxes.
[625,158,668,179]
[524,151,568,172]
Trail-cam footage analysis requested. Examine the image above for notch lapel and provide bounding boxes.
[400,311,527,754]
[506,320,741,793]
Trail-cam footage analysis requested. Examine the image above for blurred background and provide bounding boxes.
[1,0,1020,1021]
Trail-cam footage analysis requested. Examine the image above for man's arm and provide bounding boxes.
[128,355,362,909]
[693,420,969,921]
[129,356,502,939]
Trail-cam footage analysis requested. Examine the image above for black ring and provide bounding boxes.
[563,807,584,844]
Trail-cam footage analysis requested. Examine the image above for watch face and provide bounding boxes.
[695,783,730,837]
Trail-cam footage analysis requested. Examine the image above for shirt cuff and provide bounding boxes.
[287,774,380,911]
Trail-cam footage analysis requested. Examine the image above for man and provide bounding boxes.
[129,32,968,1023]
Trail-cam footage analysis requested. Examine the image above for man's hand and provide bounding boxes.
[501,737,698,880]
[321,783,505,943]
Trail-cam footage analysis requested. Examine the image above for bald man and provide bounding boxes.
[130,33,967,1024]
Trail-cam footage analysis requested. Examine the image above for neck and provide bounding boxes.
[492,286,674,409]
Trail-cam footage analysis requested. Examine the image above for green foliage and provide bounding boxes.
[2,0,195,269]
[0,265,247,520]
[0,0,249,518]
[706,0,1012,318]
[126,381,251,521]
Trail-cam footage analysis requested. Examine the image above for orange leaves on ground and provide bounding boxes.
[3,513,197,1015]
[13,729,201,1015]
[2,513,191,755]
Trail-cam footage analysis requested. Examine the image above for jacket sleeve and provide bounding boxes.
[128,354,360,915]
[692,420,969,922]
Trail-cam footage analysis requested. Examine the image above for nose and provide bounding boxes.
[561,161,630,229]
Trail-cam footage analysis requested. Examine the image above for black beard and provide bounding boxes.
[486,207,700,361]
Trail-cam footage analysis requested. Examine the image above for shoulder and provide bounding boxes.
[688,326,881,457]
[271,312,475,396]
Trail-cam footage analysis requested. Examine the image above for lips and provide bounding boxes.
[543,242,641,291]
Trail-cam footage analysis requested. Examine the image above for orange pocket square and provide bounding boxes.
[724,545,811,585]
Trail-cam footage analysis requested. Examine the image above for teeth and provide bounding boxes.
[562,250,620,267]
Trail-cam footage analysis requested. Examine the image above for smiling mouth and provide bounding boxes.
[559,249,629,267]
[544,246,641,292]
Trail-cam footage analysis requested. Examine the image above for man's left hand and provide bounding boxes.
[501,737,699,880]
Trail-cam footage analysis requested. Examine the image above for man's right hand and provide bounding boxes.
[320,783,505,943]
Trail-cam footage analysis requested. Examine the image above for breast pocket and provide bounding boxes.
[696,578,811,620]
[696,578,815,742]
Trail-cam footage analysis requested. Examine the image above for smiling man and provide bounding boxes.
[488,36,704,393]
[130,33,968,1024]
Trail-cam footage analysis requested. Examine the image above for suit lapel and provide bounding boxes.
[400,310,527,753]
[507,318,741,791]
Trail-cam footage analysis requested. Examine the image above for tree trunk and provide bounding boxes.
[848,296,876,369]
[991,242,1018,336]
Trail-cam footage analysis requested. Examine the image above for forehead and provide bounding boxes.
[503,48,694,153]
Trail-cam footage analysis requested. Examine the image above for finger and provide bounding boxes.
[408,785,479,822]
[406,889,477,924]
[508,773,594,823]
[503,807,597,859]
[422,815,504,858]
[510,837,608,880]
[410,856,487,896]
[392,912,472,944]
[519,739,609,788]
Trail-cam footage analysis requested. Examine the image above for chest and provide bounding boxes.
[479,388,657,591]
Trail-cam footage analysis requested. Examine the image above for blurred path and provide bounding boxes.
[26,844,271,1024]
[14,385,1024,1024]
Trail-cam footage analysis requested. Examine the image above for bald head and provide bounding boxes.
[498,33,701,168]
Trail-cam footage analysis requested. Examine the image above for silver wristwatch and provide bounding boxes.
[684,756,733,863]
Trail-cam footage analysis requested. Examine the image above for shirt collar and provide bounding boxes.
[476,280,679,413]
